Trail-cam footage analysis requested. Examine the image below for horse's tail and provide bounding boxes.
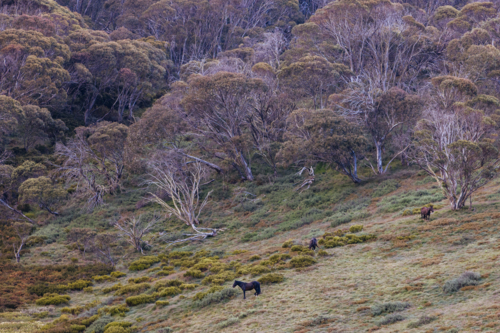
[253,281,261,295]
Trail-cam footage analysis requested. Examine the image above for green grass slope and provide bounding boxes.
[3,165,500,333]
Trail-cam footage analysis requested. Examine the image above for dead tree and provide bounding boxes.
[113,214,160,254]
[11,222,32,263]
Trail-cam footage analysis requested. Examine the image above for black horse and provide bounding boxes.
[233,280,261,299]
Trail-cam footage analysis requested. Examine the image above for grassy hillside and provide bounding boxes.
[2,165,500,333]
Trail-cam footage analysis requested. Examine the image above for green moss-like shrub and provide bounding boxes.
[282,239,293,248]
[180,283,197,290]
[125,294,156,306]
[155,279,183,290]
[110,271,126,278]
[36,294,71,306]
[156,300,170,306]
[128,256,160,271]
[193,286,224,301]
[290,245,308,252]
[80,315,99,326]
[290,256,317,268]
[184,268,204,278]
[248,265,271,276]
[158,286,182,297]
[402,209,412,216]
[104,327,128,333]
[193,288,238,308]
[317,250,329,256]
[100,304,130,316]
[443,271,481,293]
[168,251,193,259]
[27,283,68,296]
[102,283,123,294]
[371,301,410,316]
[349,225,363,233]
[268,253,291,264]
[67,280,92,290]
[103,321,132,331]
[114,283,151,296]
[93,275,115,283]
[201,271,236,285]
[249,255,261,261]
[128,276,149,284]
[258,273,284,284]
[70,324,86,332]
[85,315,114,333]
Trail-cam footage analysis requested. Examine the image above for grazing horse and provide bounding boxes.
[421,205,434,220]
[309,237,319,250]
[233,280,261,299]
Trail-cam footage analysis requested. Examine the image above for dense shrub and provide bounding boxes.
[85,315,114,333]
[168,251,193,259]
[156,300,170,306]
[184,268,205,278]
[258,273,284,284]
[193,286,224,301]
[62,306,84,315]
[248,265,271,276]
[290,256,317,268]
[249,255,261,261]
[158,287,182,297]
[110,271,126,278]
[125,294,156,306]
[28,284,69,296]
[290,245,308,252]
[100,304,130,316]
[371,302,410,316]
[71,324,86,332]
[282,239,293,248]
[68,280,92,290]
[193,288,238,307]
[93,275,115,283]
[317,250,329,257]
[443,272,481,293]
[103,322,132,331]
[179,283,197,290]
[36,294,71,306]
[103,327,128,333]
[128,256,160,271]
[114,283,151,296]
[201,271,236,285]
[102,283,123,294]
[349,225,363,233]
[128,277,149,284]
[268,253,291,264]
[155,279,183,290]
[378,313,405,326]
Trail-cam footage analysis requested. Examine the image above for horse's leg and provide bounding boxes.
[243,290,246,299]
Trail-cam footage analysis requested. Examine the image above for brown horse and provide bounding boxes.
[309,237,319,250]
[233,280,261,299]
[421,205,434,220]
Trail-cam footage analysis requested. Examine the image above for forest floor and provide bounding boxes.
[2,164,500,333]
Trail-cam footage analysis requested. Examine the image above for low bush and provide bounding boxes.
[158,286,182,297]
[443,271,481,293]
[282,239,293,248]
[93,275,115,283]
[217,316,239,329]
[349,225,363,233]
[36,294,71,306]
[193,286,224,301]
[168,251,193,259]
[110,271,126,278]
[125,294,156,306]
[102,283,123,294]
[71,324,86,332]
[378,313,405,326]
[84,315,114,333]
[61,306,84,315]
[180,283,197,290]
[184,268,204,278]
[100,304,130,316]
[290,256,317,268]
[155,279,183,290]
[156,300,170,306]
[201,271,236,285]
[193,288,238,308]
[104,327,129,333]
[114,283,151,296]
[249,255,261,261]
[128,256,160,271]
[290,245,308,252]
[258,273,284,284]
[317,250,329,257]
[248,265,271,276]
[371,302,410,316]
[268,253,291,264]
[28,283,68,296]
[128,277,149,284]
[407,315,436,328]
[104,321,132,332]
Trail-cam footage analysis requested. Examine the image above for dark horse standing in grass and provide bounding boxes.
[421,205,434,220]
[233,280,261,299]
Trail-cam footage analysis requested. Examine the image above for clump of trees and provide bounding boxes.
[4,0,500,264]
